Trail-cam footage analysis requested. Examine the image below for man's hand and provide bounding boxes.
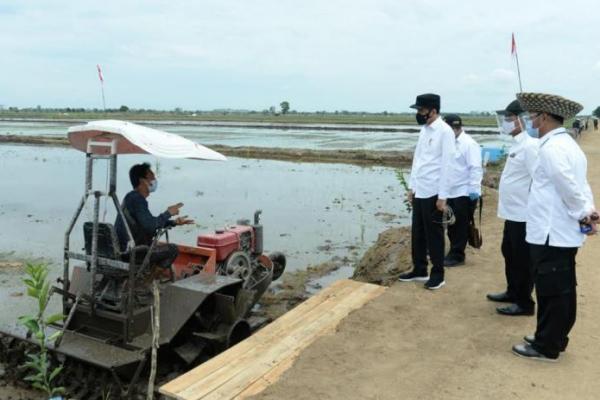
[436,198,447,212]
[175,215,195,226]
[407,190,414,203]
[581,211,599,236]
[167,202,184,216]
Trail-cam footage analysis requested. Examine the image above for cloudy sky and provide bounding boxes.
[1,0,599,112]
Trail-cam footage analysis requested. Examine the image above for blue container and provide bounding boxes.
[481,146,506,164]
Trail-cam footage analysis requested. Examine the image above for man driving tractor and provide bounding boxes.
[115,162,194,269]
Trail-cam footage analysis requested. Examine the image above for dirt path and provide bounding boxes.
[253,126,600,400]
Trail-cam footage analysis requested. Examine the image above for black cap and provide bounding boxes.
[410,93,441,112]
[443,114,462,128]
[497,99,524,116]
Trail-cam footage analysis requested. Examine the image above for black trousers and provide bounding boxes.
[128,243,179,269]
[529,242,578,358]
[411,196,445,278]
[501,221,534,309]
[446,196,477,262]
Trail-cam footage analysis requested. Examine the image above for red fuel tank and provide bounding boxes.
[197,225,254,262]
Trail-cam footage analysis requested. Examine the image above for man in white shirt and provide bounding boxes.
[442,114,483,267]
[398,93,455,290]
[487,100,538,317]
[512,92,596,362]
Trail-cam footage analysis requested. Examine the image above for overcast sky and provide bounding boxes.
[1,0,599,112]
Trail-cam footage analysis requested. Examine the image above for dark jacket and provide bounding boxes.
[115,190,173,251]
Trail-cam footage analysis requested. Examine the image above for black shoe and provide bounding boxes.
[524,335,566,352]
[424,275,445,290]
[486,292,514,303]
[496,304,534,316]
[512,343,558,362]
[444,257,465,267]
[524,334,535,345]
[398,270,429,282]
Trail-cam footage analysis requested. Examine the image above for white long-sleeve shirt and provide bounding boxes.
[447,130,483,198]
[408,117,456,199]
[526,127,595,247]
[497,131,539,222]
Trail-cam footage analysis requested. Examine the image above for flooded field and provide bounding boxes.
[0,120,511,151]
[0,144,407,323]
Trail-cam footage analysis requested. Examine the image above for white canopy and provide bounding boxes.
[67,120,226,161]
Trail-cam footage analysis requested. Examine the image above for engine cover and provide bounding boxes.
[197,225,254,262]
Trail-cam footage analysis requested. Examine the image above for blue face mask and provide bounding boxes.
[524,119,539,138]
[148,179,158,193]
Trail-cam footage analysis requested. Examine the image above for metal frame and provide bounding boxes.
[62,138,140,342]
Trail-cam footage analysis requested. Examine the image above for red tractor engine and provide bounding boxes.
[196,210,286,283]
[198,225,255,262]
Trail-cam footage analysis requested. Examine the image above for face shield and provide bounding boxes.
[495,111,530,136]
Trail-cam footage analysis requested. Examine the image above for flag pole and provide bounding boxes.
[511,33,523,92]
[97,64,106,112]
[515,51,523,93]
[100,81,106,112]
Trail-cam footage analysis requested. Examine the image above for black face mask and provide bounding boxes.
[416,110,430,125]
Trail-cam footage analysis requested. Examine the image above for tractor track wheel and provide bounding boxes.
[269,252,286,281]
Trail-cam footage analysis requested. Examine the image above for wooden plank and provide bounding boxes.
[235,285,384,399]
[205,283,384,400]
[161,279,355,396]
[160,279,363,398]
[173,282,384,400]
[172,281,369,400]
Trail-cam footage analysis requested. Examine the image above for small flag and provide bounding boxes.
[97,64,104,83]
[511,33,517,56]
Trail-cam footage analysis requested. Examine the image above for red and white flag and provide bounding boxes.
[97,64,104,83]
[511,33,517,57]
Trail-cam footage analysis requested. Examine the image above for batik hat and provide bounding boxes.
[516,92,583,120]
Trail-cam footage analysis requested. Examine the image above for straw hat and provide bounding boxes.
[516,92,583,120]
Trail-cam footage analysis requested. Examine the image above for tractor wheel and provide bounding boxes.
[269,252,286,281]
[224,251,252,280]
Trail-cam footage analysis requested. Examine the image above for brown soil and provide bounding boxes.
[252,127,600,400]
[0,134,413,168]
[352,226,412,285]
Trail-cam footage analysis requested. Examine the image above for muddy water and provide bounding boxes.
[0,120,511,151]
[0,144,407,322]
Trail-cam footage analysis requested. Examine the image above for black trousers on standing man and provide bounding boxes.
[501,220,535,310]
[529,241,578,358]
[412,195,445,279]
[446,196,477,263]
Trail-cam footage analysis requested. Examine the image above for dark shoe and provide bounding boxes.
[398,270,429,282]
[512,343,558,362]
[496,304,534,316]
[524,335,566,352]
[486,292,514,303]
[424,275,445,290]
[444,257,465,267]
[524,334,535,345]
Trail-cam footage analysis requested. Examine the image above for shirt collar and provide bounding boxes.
[512,130,527,143]
[540,127,567,147]
[425,116,443,129]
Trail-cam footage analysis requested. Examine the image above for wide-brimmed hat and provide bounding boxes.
[516,92,583,120]
[496,99,525,116]
[410,93,441,111]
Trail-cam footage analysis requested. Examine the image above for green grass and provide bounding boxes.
[0,110,499,127]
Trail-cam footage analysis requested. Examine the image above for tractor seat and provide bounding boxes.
[83,222,122,260]
[83,222,133,276]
